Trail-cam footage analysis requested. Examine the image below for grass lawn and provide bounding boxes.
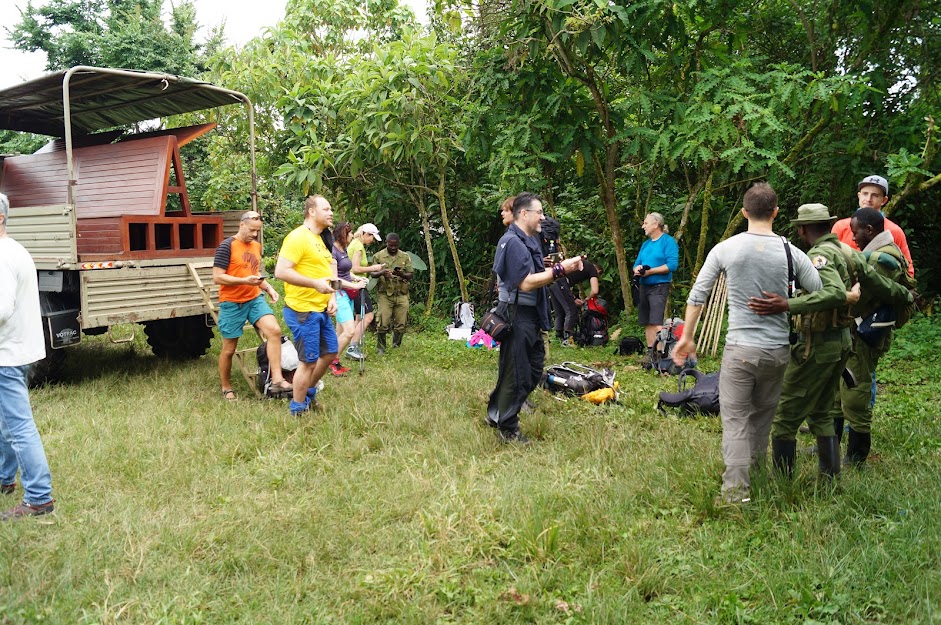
[1,315,939,624]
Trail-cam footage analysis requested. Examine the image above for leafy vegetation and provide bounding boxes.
[1,315,939,623]
[6,0,941,311]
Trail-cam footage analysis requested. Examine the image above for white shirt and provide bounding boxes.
[0,235,46,366]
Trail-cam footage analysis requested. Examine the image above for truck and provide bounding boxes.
[0,66,258,383]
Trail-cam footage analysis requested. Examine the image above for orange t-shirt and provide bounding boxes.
[213,236,263,303]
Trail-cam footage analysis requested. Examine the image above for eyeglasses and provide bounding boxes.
[524,208,544,216]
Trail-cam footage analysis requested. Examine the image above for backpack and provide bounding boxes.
[864,246,918,329]
[658,368,720,415]
[543,362,614,396]
[615,336,646,356]
[575,296,609,346]
[452,301,476,330]
[647,318,696,374]
[256,337,299,398]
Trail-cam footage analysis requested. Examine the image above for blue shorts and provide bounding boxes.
[283,307,338,363]
[218,294,274,339]
[335,290,354,324]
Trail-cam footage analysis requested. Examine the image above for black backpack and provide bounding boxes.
[256,337,296,398]
[615,336,645,356]
[658,368,720,415]
[575,309,609,346]
[542,362,614,396]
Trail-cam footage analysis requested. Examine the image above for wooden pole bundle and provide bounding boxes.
[696,271,728,356]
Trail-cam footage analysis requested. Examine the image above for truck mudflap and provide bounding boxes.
[45,309,82,348]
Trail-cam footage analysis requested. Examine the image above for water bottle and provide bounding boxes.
[547,240,557,256]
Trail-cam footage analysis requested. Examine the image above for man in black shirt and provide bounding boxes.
[487,193,583,443]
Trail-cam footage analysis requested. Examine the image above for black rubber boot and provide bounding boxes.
[376,333,387,355]
[844,429,872,467]
[834,417,844,445]
[392,331,403,348]
[817,436,841,479]
[771,438,796,478]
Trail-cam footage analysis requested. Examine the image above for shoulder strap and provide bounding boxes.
[823,240,858,284]
[781,237,794,296]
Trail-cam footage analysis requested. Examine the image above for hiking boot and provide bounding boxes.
[1,500,54,521]
[329,359,350,376]
[817,435,841,479]
[289,398,311,417]
[844,429,872,467]
[521,398,536,414]
[772,437,796,478]
[345,345,365,361]
[560,336,575,348]
[497,428,531,445]
[0,483,15,496]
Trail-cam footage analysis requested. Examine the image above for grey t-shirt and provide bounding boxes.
[688,232,822,348]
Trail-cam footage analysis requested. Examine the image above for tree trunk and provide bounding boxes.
[437,165,469,303]
[594,151,632,313]
[413,191,438,316]
[693,169,715,278]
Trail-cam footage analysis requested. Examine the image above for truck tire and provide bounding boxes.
[144,316,213,359]
[28,325,66,387]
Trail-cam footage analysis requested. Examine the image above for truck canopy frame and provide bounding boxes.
[0,66,256,210]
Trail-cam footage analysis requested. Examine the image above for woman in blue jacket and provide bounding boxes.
[633,212,679,359]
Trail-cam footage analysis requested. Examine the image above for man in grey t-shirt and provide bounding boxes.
[673,183,822,504]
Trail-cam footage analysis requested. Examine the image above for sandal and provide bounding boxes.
[270,379,293,392]
[221,389,238,401]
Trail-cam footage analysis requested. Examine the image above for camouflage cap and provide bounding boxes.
[791,203,839,225]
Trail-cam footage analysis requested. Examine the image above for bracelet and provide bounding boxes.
[552,263,566,280]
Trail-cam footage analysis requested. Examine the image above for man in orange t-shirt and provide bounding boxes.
[832,175,915,278]
[213,211,291,400]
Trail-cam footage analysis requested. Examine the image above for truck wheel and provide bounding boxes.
[28,326,66,387]
[144,316,213,359]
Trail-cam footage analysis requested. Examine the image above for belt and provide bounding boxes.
[798,326,849,342]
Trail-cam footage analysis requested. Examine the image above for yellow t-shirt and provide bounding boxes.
[279,225,333,312]
[347,238,368,280]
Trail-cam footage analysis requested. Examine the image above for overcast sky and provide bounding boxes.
[0,0,427,89]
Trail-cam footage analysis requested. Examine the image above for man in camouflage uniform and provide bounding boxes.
[831,208,915,466]
[748,204,857,479]
[371,232,413,354]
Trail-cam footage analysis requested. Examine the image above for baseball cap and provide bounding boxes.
[858,175,889,196]
[361,223,382,241]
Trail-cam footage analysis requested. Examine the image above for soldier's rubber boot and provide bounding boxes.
[834,417,845,445]
[817,436,841,479]
[844,429,872,467]
[376,333,387,355]
[771,438,796,478]
[392,331,403,348]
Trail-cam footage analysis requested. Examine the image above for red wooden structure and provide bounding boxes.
[0,123,223,260]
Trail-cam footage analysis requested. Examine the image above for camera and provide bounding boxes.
[638,265,650,276]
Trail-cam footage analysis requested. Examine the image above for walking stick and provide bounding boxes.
[359,292,366,376]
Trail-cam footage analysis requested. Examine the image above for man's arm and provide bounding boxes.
[274,256,334,294]
[0,265,15,323]
[672,304,703,362]
[519,256,583,291]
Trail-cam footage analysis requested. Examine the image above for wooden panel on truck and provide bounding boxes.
[79,263,219,329]
[4,204,77,268]
[1,136,171,217]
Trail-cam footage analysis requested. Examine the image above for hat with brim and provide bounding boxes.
[791,203,839,225]
[361,223,382,241]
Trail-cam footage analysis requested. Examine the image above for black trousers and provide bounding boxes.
[487,306,545,431]
[548,279,579,337]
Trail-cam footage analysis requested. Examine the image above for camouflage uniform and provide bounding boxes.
[830,239,913,464]
[372,247,412,349]
[772,233,855,444]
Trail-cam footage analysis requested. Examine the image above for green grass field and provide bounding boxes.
[1,316,939,624]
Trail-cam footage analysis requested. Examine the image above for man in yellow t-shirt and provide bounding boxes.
[275,195,339,416]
